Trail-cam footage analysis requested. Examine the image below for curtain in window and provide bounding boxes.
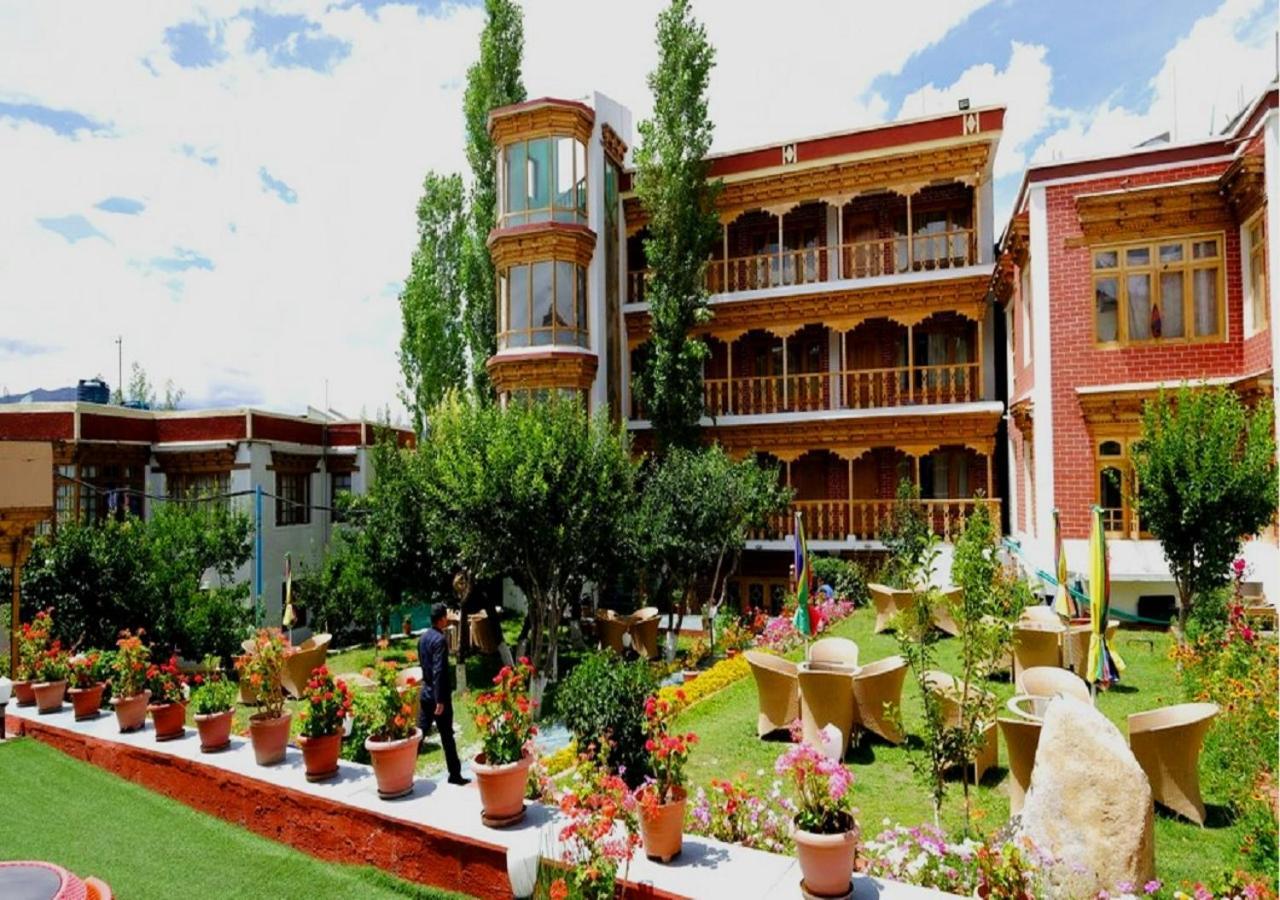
[1126,273,1151,340]
[1193,268,1218,336]
[1159,272,1184,337]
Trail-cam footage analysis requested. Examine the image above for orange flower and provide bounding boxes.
[549,879,568,900]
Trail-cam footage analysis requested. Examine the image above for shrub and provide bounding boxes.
[189,672,237,716]
[556,650,657,787]
[366,660,417,742]
[341,691,383,764]
[687,775,796,853]
[811,556,869,606]
[177,588,251,667]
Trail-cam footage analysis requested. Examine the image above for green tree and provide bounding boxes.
[880,478,932,589]
[633,0,721,452]
[123,362,184,410]
[420,393,635,682]
[631,446,790,644]
[398,172,469,432]
[1131,385,1277,635]
[461,0,526,394]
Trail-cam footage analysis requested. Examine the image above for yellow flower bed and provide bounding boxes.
[658,652,751,708]
[541,738,578,777]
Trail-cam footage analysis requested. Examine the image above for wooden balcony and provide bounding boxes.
[698,362,981,417]
[760,497,1001,542]
[626,228,977,302]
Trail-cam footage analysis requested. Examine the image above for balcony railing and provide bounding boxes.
[758,498,1001,542]
[699,362,980,416]
[626,228,977,302]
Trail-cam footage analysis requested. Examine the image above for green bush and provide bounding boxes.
[555,650,657,787]
[811,556,869,606]
[177,588,251,668]
[341,691,384,765]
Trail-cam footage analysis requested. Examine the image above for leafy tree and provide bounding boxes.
[631,446,790,643]
[633,0,721,452]
[880,478,932,589]
[295,532,382,646]
[419,393,635,682]
[398,172,469,433]
[123,362,184,410]
[461,0,526,394]
[1132,386,1277,635]
[811,556,870,606]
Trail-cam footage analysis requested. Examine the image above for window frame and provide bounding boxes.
[496,258,590,350]
[496,135,588,229]
[1090,232,1226,348]
[1245,211,1268,335]
[275,470,312,527]
[1095,437,1147,539]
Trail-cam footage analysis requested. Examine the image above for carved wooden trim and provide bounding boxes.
[489,99,594,146]
[1219,153,1266,221]
[488,223,596,270]
[1009,398,1033,441]
[601,124,627,167]
[52,442,151,467]
[1072,179,1232,246]
[153,447,237,474]
[269,451,322,474]
[324,454,360,475]
[707,409,1000,458]
[487,350,599,394]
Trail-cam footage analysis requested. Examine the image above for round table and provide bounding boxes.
[0,862,87,900]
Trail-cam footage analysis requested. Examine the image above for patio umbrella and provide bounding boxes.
[1051,508,1074,618]
[1084,506,1124,696]
[281,552,296,641]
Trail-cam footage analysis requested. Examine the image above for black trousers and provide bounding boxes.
[417,693,462,779]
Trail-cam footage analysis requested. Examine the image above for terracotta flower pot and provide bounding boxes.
[13,679,36,707]
[69,683,106,721]
[33,680,68,714]
[298,731,342,782]
[249,712,293,766]
[639,787,687,863]
[365,729,421,799]
[149,701,187,741]
[195,709,234,753]
[112,691,150,733]
[794,823,858,898]
[473,752,532,826]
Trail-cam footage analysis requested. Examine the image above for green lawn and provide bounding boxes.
[0,739,471,900]
[675,607,1248,888]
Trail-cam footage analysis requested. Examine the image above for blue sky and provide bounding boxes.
[0,0,1275,417]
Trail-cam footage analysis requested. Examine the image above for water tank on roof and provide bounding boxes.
[77,378,110,404]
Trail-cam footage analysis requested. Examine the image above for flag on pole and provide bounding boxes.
[1085,506,1125,689]
[1051,508,1074,618]
[792,512,814,637]
[281,552,296,630]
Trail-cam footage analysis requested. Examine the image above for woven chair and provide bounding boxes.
[1017,665,1090,702]
[468,609,502,655]
[807,637,859,668]
[282,633,331,699]
[852,655,907,744]
[870,583,914,633]
[933,588,962,637]
[596,611,629,655]
[1128,702,1219,825]
[924,670,998,783]
[1012,623,1063,682]
[798,665,857,756]
[745,650,800,738]
[628,609,662,660]
[1061,620,1121,676]
[998,715,1042,816]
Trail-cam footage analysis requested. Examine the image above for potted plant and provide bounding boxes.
[636,690,697,862]
[471,657,537,826]
[363,661,420,799]
[297,665,352,782]
[190,670,237,752]
[67,652,109,720]
[146,655,188,741]
[32,640,71,713]
[549,744,640,900]
[775,742,859,897]
[110,631,151,732]
[13,609,53,707]
[237,629,292,765]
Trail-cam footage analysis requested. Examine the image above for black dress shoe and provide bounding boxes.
[447,775,471,786]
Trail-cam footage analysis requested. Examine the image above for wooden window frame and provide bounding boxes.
[496,135,588,229]
[1245,211,1268,334]
[1091,232,1226,348]
[275,470,312,527]
[1095,437,1147,539]
[496,259,589,350]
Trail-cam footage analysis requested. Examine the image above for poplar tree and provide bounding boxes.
[461,0,526,395]
[633,0,721,452]
[398,172,468,433]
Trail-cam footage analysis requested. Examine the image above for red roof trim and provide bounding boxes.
[1024,139,1230,187]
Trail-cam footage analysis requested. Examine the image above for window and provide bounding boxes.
[1092,234,1224,345]
[1020,266,1033,364]
[497,260,589,349]
[275,471,311,526]
[330,471,352,523]
[497,136,587,227]
[1095,438,1145,538]
[167,471,230,500]
[1247,214,1268,333]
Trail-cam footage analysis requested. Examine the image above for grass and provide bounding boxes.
[675,607,1252,888]
[0,738,471,900]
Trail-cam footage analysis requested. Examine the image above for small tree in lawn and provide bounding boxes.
[1131,386,1277,637]
[633,0,722,453]
[420,393,635,687]
[881,478,932,589]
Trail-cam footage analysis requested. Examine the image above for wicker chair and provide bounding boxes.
[282,633,332,698]
[745,650,800,738]
[628,609,662,660]
[468,609,502,655]
[798,665,857,756]
[1061,620,1120,676]
[1012,623,1063,682]
[852,655,908,744]
[1128,702,1219,824]
[596,610,629,655]
[924,670,998,783]
[1017,665,1090,703]
[807,637,859,668]
[998,715,1042,816]
[870,583,915,633]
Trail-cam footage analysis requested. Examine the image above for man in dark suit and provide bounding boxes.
[417,603,467,785]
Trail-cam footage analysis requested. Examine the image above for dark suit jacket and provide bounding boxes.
[418,626,450,705]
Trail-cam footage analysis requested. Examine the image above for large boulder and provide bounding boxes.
[1018,696,1155,896]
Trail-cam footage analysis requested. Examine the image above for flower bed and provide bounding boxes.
[657,653,748,708]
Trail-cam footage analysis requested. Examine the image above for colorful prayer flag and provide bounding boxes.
[792,512,813,637]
